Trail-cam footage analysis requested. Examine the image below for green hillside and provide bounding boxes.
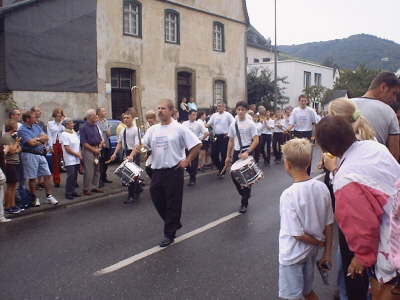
[278,34,400,72]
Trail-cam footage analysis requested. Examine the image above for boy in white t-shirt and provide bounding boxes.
[279,138,334,300]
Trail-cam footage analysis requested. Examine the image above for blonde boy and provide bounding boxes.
[279,138,333,300]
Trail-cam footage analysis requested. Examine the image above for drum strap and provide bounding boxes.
[123,128,128,152]
[235,121,244,152]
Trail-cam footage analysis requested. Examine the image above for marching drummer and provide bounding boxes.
[225,101,259,214]
[143,99,202,247]
[110,112,143,204]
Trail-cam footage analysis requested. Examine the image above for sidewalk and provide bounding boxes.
[7,163,216,220]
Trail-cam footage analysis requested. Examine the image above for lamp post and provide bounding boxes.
[273,0,278,111]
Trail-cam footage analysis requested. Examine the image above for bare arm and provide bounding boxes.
[179,143,202,168]
[293,233,325,247]
[225,137,234,162]
[64,145,82,159]
[387,135,400,161]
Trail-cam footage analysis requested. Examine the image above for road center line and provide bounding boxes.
[94,212,241,276]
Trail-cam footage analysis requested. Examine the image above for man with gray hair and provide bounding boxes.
[79,109,103,195]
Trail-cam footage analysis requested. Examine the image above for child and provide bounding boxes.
[225,101,259,213]
[279,138,333,300]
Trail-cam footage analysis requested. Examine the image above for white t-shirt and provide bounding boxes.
[119,126,139,150]
[197,119,209,141]
[273,119,285,133]
[182,120,207,140]
[228,118,258,151]
[289,107,317,132]
[207,111,235,135]
[260,119,274,135]
[279,179,334,265]
[143,121,201,169]
[60,131,81,166]
[256,122,263,136]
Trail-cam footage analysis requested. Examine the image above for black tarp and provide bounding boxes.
[4,0,97,92]
[0,19,7,91]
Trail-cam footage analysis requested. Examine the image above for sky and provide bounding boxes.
[246,0,399,45]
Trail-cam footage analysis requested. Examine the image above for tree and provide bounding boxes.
[334,65,380,98]
[303,85,326,111]
[247,68,289,110]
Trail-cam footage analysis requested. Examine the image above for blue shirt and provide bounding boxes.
[188,102,197,111]
[80,122,102,146]
[18,123,46,152]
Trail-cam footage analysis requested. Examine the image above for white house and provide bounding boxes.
[248,59,339,107]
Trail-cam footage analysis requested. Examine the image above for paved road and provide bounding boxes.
[0,149,337,300]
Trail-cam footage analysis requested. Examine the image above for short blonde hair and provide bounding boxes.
[145,110,156,120]
[281,138,312,170]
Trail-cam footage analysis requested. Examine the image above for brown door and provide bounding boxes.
[111,68,135,120]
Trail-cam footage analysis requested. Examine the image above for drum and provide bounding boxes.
[230,156,264,188]
[114,160,144,185]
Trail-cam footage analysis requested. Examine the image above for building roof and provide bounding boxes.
[247,25,272,51]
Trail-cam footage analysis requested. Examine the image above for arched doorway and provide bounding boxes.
[111,68,135,119]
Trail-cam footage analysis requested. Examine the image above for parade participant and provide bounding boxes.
[60,118,81,200]
[47,108,65,187]
[80,109,103,196]
[287,95,318,174]
[207,102,235,177]
[279,138,333,300]
[273,111,285,164]
[197,111,211,171]
[96,107,113,187]
[143,110,158,178]
[18,111,58,206]
[352,72,400,160]
[225,101,259,213]
[110,112,142,204]
[143,99,201,247]
[316,116,400,300]
[182,110,208,186]
[252,113,263,163]
[257,107,274,166]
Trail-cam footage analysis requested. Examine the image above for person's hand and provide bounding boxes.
[239,151,249,160]
[225,157,232,168]
[134,144,142,154]
[76,153,83,160]
[318,255,332,270]
[15,137,21,144]
[347,256,365,279]
[110,154,117,162]
[93,148,100,156]
[322,153,337,172]
[178,159,189,169]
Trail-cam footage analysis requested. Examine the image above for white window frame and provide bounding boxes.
[165,11,178,44]
[213,23,224,52]
[123,1,140,37]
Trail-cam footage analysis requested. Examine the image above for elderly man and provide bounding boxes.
[30,106,46,133]
[18,111,58,206]
[96,107,112,187]
[80,109,103,195]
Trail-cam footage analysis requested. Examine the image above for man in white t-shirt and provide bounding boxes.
[287,95,318,174]
[225,101,259,213]
[279,138,333,300]
[110,112,142,204]
[182,110,208,186]
[352,72,400,160]
[207,102,235,177]
[143,99,202,247]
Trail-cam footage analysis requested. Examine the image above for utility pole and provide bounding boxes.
[273,0,278,111]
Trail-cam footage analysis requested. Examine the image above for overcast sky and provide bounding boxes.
[246,0,399,45]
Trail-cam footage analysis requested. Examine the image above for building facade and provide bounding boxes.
[0,0,249,121]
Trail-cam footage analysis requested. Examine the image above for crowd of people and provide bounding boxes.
[1,71,400,299]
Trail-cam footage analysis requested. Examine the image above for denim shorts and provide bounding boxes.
[21,152,51,179]
[279,248,318,299]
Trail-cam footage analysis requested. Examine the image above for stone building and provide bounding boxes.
[0,0,249,121]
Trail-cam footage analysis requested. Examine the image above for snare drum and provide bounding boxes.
[230,156,264,188]
[114,160,144,185]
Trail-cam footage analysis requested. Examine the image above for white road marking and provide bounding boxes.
[94,212,241,276]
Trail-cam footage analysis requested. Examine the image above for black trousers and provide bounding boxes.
[231,151,251,206]
[126,151,143,198]
[65,164,79,197]
[185,150,199,180]
[272,132,284,161]
[99,147,111,182]
[212,134,229,172]
[150,167,184,239]
[293,131,313,175]
[254,134,271,163]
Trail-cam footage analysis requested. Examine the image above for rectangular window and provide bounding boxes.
[263,58,271,63]
[214,80,226,105]
[304,71,311,88]
[165,10,179,44]
[314,73,322,86]
[213,22,225,52]
[123,0,142,37]
[254,58,260,63]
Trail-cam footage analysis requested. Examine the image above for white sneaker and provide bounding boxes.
[34,198,41,207]
[0,216,11,223]
[46,195,58,205]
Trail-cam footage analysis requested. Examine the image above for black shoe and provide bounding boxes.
[239,205,247,214]
[65,195,74,200]
[98,181,105,188]
[188,177,196,186]
[124,196,135,204]
[54,183,60,188]
[159,237,174,248]
[72,192,81,197]
[103,179,113,183]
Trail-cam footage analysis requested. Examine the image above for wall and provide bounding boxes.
[249,60,335,107]
[97,0,247,114]
[247,46,274,65]
[12,91,98,122]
